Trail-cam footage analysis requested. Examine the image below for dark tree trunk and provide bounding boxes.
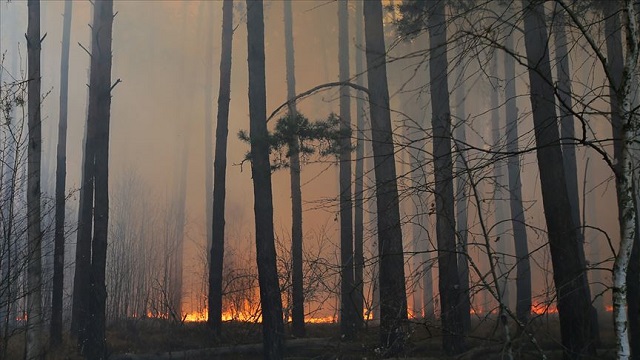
[26,1,44,358]
[503,31,531,324]
[522,1,596,358]
[208,0,233,336]
[453,42,470,330]
[204,0,214,268]
[553,11,600,343]
[363,0,407,354]
[603,3,640,357]
[353,0,365,330]
[427,1,465,355]
[338,0,356,341]
[246,1,285,358]
[51,0,72,346]
[72,0,100,342]
[85,1,114,358]
[283,0,305,339]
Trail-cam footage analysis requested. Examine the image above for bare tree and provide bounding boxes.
[26,1,44,358]
[51,0,72,347]
[427,1,466,354]
[363,0,408,354]
[209,0,233,337]
[282,0,305,339]
[246,0,285,357]
[522,1,596,357]
[338,0,356,341]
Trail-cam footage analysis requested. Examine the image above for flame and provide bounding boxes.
[16,312,27,322]
[605,305,613,312]
[307,315,336,324]
[531,302,558,315]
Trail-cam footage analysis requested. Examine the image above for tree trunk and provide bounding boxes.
[489,53,510,311]
[283,0,305,339]
[72,1,99,342]
[521,1,596,358]
[246,1,285,358]
[204,0,214,269]
[85,1,114,358]
[51,0,72,346]
[363,0,407,354]
[208,0,233,336]
[353,0,366,330]
[602,1,640,358]
[427,1,465,355]
[26,1,44,358]
[503,31,531,324]
[338,0,356,341]
[553,10,600,343]
[453,41,470,330]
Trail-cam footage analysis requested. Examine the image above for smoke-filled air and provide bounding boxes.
[0,0,638,359]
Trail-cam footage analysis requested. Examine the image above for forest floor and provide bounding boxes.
[7,313,617,359]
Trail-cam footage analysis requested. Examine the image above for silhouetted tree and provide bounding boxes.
[208,0,233,337]
[26,0,44,358]
[363,0,408,354]
[522,1,596,358]
[246,0,285,357]
[51,0,72,346]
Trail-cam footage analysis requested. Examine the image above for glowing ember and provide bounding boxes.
[307,315,336,324]
[605,305,613,312]
[16,313,27,322]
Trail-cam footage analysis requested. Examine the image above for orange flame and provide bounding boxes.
[531,302,558,315]
[605,305,613,312]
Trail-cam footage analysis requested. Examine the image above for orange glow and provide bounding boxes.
[16,312,27,322]
[605,305,613,312]
[307,315,336,324]
[531,302,558,315]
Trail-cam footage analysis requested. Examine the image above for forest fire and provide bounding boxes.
[531,302,558,315]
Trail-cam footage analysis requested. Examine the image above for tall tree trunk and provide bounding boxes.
[338,0,356,340]
[204,0,214,269]
[489,53,510,311]
[246,1,285,358]
[453,41,470,330]
[51,0,72,346]
[521,1,596,358]
[503,31,531,324]
[72,1,99,342]
[26,1,44,358]
[283,0,305,339]
[353,0,366,330]
[363,0,407,353]
[85,1,114,358]
[427,1,465,355]
[603,1,640,358]
[553,10,600,342]
[208,0,233,337]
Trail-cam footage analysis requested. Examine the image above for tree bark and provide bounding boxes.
[503,31,531,324]
[602,1,640,358]
[427,1,465,355]
[208,0,233,336]
[553,10,600,343]
[453,41,470,330]
[353,0,366,330]
[204,0,214,272]
[51,0,72,346]
[283,0,305,339]
[72,1,99,342]
[246,1,285,358]
[338,0,356,341]
[522,1,596,358]
[26,1,44,358]
[85,1,114,358]
[363,0,408,353]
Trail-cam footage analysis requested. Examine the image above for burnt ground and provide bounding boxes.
[7,313,617,359]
